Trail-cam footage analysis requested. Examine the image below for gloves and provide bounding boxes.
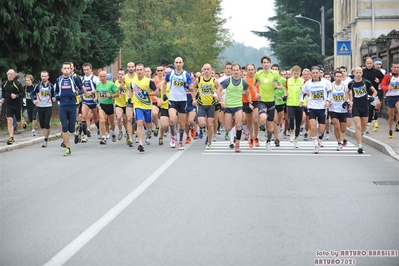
[367,96,375,102]
[69,92,77,100]
[142,90,149,97]
[162,94,168,101]
[55,95,61,101]
[342,101,349,109]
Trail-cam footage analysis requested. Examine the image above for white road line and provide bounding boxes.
[43,149,189,266]
[202,153,370,156]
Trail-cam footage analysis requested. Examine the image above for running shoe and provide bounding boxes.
[205,136,208,145]
[127,139,133,147]
[249,139,254,148]
[303,132,309,141]
[336,143,342,151]
[299,127,304,136]
[388,130,393,139]
[224,133,229,140]
[229,141,234,148]
[74,134,80,144]
[23,121,27,129]
[294,137,299,148]
[266,141,271,151]
[159,138,163,145]
[217,130,221,135]
[325,133,329,140]
[274,138,280,147]
[145,138,151,145]
[81,136,88,143]
[118,131,123,140]
[342,139,347,146]
[137,144,145,152]
[97,129,101,139]
[106,132,110,139]
[206,143,212,150]
[357,144,364,154]
[63,148,71,156]
[60,141,66,148]
[318,139,323,147]
[213,135,217,142]
[7,137,15,145]
[32,130,36,136]
[290,131,294,143]
[153,127,159,137]
[396,122,399,132]
[254,138,260,147]
[371,120,378,132]
[313,146,319,154]
[190,127,196,138]
[199,130,204,139]
[42,140,48,148]
[178,141,184,150]
[146,130,152,139]
[87,130,91,137]
[100,138,107,145]
[234,143,241,152]
[244,133,249,141]
[170,136,176,148]
[185,136,191,144]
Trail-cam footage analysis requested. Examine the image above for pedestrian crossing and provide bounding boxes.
[202,140,371,157]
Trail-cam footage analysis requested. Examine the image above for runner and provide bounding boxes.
[346,66,378,153]
[24,74,37,136]
[124,62,137,147]
[81,63,100,142]
[114,68,128,141]
[300,66,332,154]
[192,63,222,149]
[329,70,348,150]
[162,57,194,150]
[53,62,84,156]
[130,64,158,152]
[217,63,251,152]
[380,62,399,138]
[254,56,283,150]
[243,64,260,148]
[94,71,119,145]
[33,70,55,147]
[1,69,24,145]
[286,65,303,148]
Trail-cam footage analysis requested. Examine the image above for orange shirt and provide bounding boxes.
[243,75,259,103]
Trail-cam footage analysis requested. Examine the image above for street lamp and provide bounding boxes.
[295,6,325,55]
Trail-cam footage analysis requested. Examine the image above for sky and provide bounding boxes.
[220,0,276,49]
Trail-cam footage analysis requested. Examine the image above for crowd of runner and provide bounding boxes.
[1,56,398,156]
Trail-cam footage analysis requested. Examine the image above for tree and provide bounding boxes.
[0,0,125,77]
[252,0,333,68]
[120,0,230,71]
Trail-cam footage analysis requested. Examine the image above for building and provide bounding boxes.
[333,0,399,69]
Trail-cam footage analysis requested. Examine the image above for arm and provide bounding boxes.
[380,73,391,91]
[148,80,159,96]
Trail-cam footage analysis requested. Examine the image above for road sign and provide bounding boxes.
[337,41,351,55]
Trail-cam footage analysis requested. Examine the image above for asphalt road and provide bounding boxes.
[1,132,398,266]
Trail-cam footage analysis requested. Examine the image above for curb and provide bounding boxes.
[346,128,399,161]
[0,132,63,153]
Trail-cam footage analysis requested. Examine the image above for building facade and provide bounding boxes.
[333,0,399,69]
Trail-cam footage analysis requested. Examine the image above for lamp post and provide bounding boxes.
[295,6,325,55]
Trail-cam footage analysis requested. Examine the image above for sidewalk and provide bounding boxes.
[345,117,399,161]
[1,119,399,161]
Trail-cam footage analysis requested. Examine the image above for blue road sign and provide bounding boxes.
[337,41,351,55]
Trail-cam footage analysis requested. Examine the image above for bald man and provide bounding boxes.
[162,57,194,150]
[94,71,119,145]
[1,69,24,145]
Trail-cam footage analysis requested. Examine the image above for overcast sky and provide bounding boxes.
[221,0,276,49]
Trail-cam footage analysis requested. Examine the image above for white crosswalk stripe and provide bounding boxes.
[202,140,370,157]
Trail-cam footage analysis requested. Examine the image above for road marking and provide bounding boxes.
[203,140,369,156]
[43,149,189,266]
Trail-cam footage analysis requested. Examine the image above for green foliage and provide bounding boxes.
[218,41,278,70]
[252,0,333,68]
[0,0,124,77]
[120,0,230,72]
